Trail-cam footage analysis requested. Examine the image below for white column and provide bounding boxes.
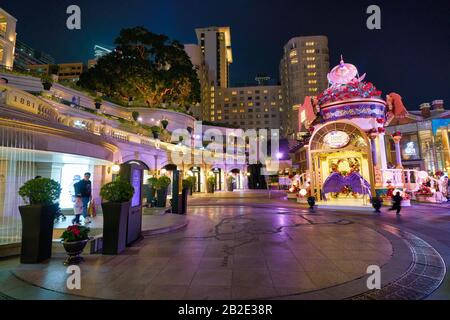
[378,133,388,169]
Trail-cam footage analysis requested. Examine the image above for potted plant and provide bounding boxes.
[155,176,171,207]
[151,125,162,139]
[161,119,169,129]
[100,176,134,255]
[371,196,383,213]
[18,177,62,263]
[186,176,197,194]
[146,177,158,206]
[227,175,234,191]
[41,74,53,91]
[60,225,91,266]
[132,111,140,122]
[207,176,216,194]
[94,97,103,110]
[307,196,316,210]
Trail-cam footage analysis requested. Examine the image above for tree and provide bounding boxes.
[78,26,200,109]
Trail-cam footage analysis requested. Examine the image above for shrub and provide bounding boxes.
[100,176,135,203]
[182,177,196,189]
[151,126,162,133]
[161,119,169,129]
[19,178,62,206]
[40,74,53,84]
[147,177,158,188]
[132,111,140,121]
[94,97,103,104]
[207,176,216,186]
[155,176,171,190]
[61,225,90,242]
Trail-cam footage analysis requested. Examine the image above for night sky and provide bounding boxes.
[2,0,449,109]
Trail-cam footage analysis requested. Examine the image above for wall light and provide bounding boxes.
[112,164,121,174]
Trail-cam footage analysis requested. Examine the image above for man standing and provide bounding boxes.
[73,172,92,225]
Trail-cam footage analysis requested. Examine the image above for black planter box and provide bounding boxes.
[42,82,52,91]
[144,185,156,205]
[156,189,168,207]
[19,203,58,264]
[102,201,130,255]
[181,188,189,214]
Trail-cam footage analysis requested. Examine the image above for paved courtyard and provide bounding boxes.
[0,191,449,300]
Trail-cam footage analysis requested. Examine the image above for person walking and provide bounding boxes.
[389,191,403,216]
[73,172,92,225]
[72,196,83,225]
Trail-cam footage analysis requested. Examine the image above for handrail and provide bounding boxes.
[0,83,241,162]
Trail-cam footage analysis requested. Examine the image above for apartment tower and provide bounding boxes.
[279,36,329,138]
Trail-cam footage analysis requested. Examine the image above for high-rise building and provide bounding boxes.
[13,40,55,70]
[279,36,329,138]
[214,85,283,131]
[195,26,232,88]
[184,43,210,119]
[210,86,283,130]
[0,8,17,70]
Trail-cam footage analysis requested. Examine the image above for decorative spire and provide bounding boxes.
[340,55,345,67]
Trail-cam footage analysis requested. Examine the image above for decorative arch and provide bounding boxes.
[308,120,375,199]
[123,159,150,170]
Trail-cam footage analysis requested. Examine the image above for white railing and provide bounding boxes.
[380,168,443,192]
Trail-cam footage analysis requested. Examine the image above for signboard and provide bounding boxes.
[400,134,421,161]
[323,131,350,149]
[131,168,141,207]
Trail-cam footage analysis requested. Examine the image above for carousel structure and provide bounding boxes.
[296,56,432,207]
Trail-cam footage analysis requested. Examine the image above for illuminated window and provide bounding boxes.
[263,90,268,94]
[290,58,299,64]
[308,80,317,84]
[271,102,276,106]
[305,42,315,46]
[247,90,253,94]
[289,50,297,58]
[306,57,316,61]
[239,109,245,113]
[232,91,237,95]
[309,88,318,92]
[307,64,316,69]
[306,49,315,54]
[307,72,317,76]
[264,108,269,112]
[224,97,230,102]
[248,102,254,107]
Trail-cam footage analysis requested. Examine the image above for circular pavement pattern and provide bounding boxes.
[3,203,447,300]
